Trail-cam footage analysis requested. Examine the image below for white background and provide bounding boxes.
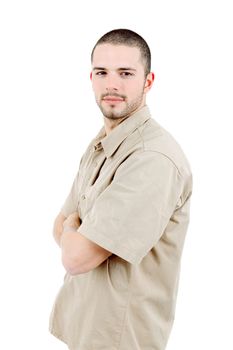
[0,0,232,349]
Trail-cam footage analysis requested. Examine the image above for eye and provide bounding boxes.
[95,71,107,76]
[120,72,134,77]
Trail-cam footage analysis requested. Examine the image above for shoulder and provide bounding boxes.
[138,117,192,180]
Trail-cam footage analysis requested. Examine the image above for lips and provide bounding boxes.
[103,96,124,102]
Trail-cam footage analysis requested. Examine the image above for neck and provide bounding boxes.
[104,116,128,136]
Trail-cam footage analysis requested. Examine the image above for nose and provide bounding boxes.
[105,73,120,92]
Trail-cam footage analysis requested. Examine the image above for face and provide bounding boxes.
[91,44,154,120]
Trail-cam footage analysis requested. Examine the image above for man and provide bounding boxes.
[49,29,192,350]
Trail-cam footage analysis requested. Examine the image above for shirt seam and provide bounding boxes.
[136,126,182,176]
[146,150,181,174]
[116,266,134,350]
[135,146,183,178]
[136,126,145,151]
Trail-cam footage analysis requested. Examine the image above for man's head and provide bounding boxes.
[90,29,154,120]
[91,29,151,78]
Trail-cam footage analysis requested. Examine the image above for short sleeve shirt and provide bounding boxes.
[49,105,193,350]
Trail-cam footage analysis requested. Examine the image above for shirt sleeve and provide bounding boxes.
[78,150,184,265]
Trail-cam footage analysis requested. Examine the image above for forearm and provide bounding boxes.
[53,211,84,274]
[60,228,79,264]
[53,212,67,246]
[58,214,112,275]
[60,226,86,275]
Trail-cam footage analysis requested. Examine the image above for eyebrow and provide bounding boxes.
[93,67,137,71]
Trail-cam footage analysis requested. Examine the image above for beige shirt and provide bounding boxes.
[49,105,193,350]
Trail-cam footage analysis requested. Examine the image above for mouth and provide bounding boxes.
[102,96,124,103]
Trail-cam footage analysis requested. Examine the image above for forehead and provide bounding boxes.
[92,44,142,69]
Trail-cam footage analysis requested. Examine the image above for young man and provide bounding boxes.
[49,29,192,350]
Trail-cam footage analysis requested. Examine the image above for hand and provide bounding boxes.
[63,212,81,232]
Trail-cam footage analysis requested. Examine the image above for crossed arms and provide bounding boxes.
[53,212,112,276]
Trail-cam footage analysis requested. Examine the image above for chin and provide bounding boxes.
[103,112,122,120]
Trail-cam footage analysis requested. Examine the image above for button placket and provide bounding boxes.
[79,184,98,218]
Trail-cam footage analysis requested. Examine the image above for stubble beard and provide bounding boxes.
[96,91,145,120]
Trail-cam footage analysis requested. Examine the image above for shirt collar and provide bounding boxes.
[93,105,151,158]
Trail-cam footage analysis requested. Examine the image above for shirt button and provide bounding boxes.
[81,194,86,200]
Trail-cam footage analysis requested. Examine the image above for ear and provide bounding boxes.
[144,72,155,93]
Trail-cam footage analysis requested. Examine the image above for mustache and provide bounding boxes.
[102,93,126,99]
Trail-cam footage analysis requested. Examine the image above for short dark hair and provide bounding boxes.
[91,29,151,77]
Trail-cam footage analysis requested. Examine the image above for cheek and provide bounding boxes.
[126,81,142,96]
[92,85,104,101]
[92,78,104,90]
[92,81,101,94]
